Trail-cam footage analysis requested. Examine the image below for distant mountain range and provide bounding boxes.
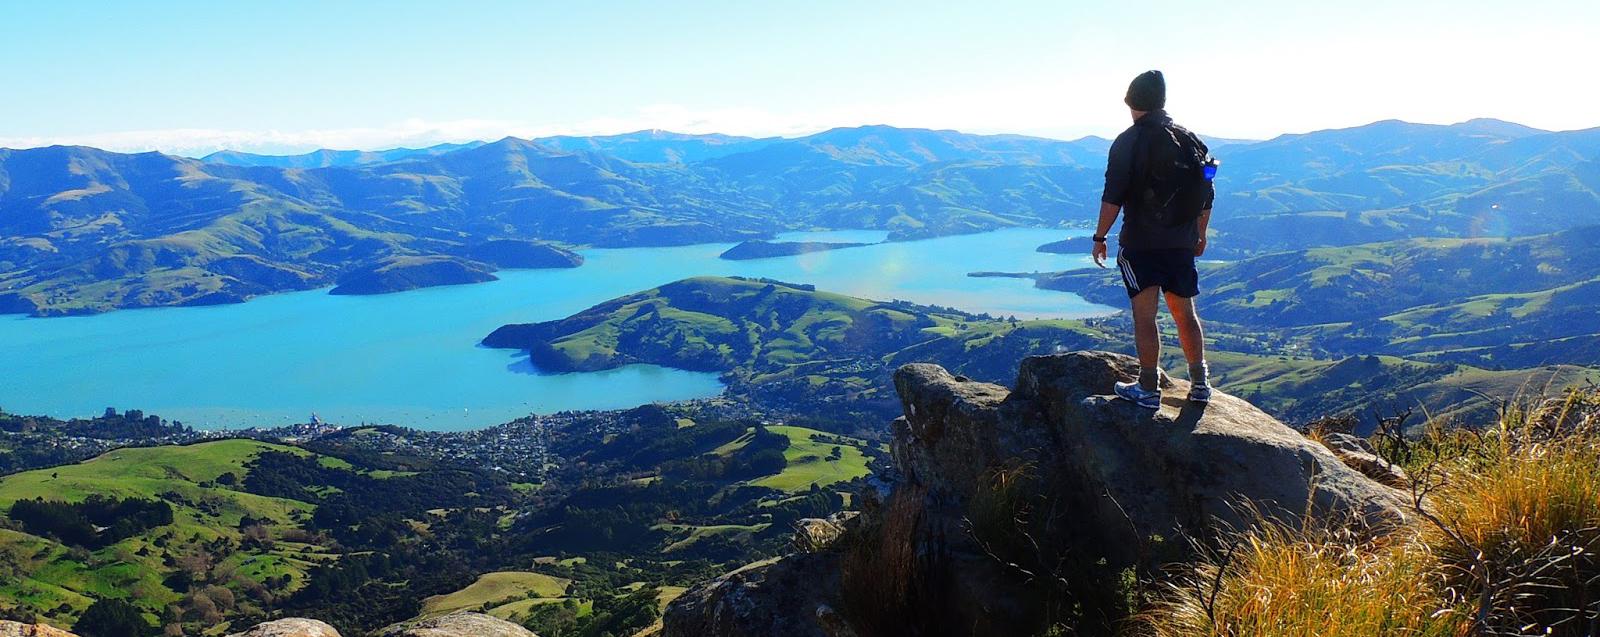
[2,119,1596,315]
[199,141,488,168]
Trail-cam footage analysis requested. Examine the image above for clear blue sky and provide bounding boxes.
[3,0,1595,154]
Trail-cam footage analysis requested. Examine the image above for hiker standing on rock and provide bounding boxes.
[1090,70,1216,409]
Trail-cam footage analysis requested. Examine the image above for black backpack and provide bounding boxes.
[1129,122,1209,228]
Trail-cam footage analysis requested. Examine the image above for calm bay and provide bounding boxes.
[0,228,1113,429]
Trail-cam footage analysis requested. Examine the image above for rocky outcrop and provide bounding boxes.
[792,512,857,552]
[917,352,1411,558]
[0,621,77,637]
[376,611,538,637]
[1320,431,1410,487]
[224,618,341,637]
[664,351,1412,637]
[662,554,849,637]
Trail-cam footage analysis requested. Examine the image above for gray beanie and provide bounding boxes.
[1124,70,1166,111]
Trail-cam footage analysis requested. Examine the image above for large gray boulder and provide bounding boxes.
[952,351,1411,559]
[376,611,537,637]
[224,618,341,637]
[0,621,78,637]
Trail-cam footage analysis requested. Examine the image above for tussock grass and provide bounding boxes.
[1139,387,1600,637]
[839,483,930,637]
[1141,524,1470,637]
[1416,388,1600,635]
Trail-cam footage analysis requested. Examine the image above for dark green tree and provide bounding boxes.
[75,598,154,637]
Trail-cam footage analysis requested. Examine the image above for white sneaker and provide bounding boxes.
[1113,381,1161,409]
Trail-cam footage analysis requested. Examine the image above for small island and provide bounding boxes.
[466,239,584,269]
[330,242,584,295]
[330,255,498,295]
[718,240,870,261]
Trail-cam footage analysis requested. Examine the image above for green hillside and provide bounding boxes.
[417,571,571,619]
[482,276,1130,417]
[1039,226,1600,367]
[720,425,873,493]
[0,440,325,632]
[1200,351,1600,428]
[0,437,521,635]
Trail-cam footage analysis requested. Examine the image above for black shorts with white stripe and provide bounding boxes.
[1116,248,1199,298]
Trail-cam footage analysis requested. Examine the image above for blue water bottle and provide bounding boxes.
[1203,157,1220,181]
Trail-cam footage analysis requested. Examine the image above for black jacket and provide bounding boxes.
[1101,110,1214,251]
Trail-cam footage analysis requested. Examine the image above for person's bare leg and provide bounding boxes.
[1164,291,1205,365]
[1165,291,1210,394]
[1130,286,1162,390]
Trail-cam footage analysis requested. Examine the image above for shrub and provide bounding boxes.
[74,598,154,637]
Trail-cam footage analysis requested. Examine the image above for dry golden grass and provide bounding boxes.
[1417,389,1600,635]
[1139,388,1600,637]
[1431,435,1600,563]
[1139,523,1470,637]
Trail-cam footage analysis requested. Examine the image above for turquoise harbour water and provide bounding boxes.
[0,228,1114,430]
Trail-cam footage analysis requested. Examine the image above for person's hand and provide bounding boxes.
[1092,240,1108,268]
[1195,237,1208,257]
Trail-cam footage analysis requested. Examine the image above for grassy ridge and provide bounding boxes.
[418,571,571,619]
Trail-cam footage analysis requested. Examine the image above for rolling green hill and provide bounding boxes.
[417,571,571,620]
[481,276,973,374]
[1039,225,1600,367]
[481,275,1130,417]
[1199,351,1600,428]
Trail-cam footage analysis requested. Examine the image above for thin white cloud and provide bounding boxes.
[9,87,1560,158]
[0,96,1123,156]
[0,120,542,157]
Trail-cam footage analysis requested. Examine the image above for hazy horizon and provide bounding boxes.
[6,115,1593,158]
